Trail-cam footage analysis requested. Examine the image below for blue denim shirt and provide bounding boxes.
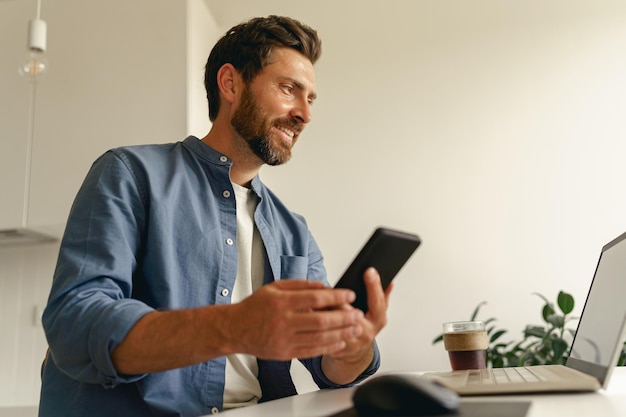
[39,137,379,417]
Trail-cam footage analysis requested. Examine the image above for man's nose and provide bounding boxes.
[290,99,312,124]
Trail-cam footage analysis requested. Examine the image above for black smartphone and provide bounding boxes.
[334,227,421,312]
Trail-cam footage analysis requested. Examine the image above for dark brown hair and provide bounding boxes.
[204,15,322,121]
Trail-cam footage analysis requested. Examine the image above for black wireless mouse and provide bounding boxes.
[352,373,459,416]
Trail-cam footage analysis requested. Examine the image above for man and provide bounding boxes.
[39,15,390,417]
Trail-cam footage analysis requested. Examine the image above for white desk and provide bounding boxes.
[215,367,626,417]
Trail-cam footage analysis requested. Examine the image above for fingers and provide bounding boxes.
[254,309,365,360]
[270,279,357,311]
[363,267,387,318]
[269,340,348,361]
[233,280,368,360]
[276,297,366,356]
[259,270,392,364]
[286,318,364,357]
[289,306,364,332]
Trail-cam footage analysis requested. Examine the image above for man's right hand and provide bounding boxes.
[225,279,364,360]
[112,279,363,375]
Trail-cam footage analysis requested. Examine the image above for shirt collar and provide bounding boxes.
[183,136,264,193]
[182,136,232,167]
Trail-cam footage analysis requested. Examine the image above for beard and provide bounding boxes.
[231,86,298,166]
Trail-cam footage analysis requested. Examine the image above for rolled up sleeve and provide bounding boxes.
[42,152,153,387]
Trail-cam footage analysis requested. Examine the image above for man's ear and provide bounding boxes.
[216,63,239,105]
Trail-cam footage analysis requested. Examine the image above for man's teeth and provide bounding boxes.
[277,126,295,138]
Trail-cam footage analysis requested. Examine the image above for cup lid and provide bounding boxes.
[443,320,485,333]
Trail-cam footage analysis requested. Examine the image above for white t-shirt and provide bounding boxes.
[223,183,265,409]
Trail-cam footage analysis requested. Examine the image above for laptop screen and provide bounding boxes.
[566,231,626,387]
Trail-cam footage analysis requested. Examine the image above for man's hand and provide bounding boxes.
[321,267,391,385]
[226,279,366,360]
[112,276,381,376]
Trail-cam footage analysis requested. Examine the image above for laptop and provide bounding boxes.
[422,230,626,395]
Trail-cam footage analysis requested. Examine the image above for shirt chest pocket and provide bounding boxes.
[280,256,309,279]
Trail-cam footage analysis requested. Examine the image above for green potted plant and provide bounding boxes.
[433,290,626,368]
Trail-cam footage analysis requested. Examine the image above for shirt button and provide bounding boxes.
[226,238,234,246]
[220,156,228,163]
[221,288,230,297]
[211,406,219,414]
[222,190,231,198]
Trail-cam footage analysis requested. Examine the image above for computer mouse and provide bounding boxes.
[352,373,459,416]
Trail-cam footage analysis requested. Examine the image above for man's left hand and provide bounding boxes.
[320,267,391,384]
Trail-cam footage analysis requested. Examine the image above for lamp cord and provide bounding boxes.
[23,82,37,228]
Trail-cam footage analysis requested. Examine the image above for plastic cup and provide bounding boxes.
[442,320,488,370]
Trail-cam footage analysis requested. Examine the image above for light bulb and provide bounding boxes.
[18,18,48,82]
[19,50,49,80]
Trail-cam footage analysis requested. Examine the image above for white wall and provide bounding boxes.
[206,0,626,374]
[187,0,218,137]
[2,0,626,406]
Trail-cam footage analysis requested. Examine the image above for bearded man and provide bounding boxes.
[39,15,390,417]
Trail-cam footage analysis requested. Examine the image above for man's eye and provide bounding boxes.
[281,85,294,94]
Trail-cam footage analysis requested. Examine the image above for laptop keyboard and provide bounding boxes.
[467,367,549,385]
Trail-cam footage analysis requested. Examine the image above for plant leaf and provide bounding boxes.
[541,304,555,323]
[524,325,546,338]
[532,292,551,305]
[551,337,569,363]
[432,334,443,345]
[470,301,488,321]
[489,329,507,343]
[557,291,575,315]
[547,314,564,328]
[483,318,497,326]
[491,356,504,368]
